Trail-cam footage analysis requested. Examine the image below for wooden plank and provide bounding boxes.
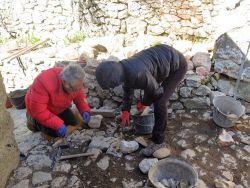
[1,39,49,63]
[91,109,116,118]
[59,152,94,160]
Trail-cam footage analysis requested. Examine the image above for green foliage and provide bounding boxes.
[150,41,162,47]
[191,36,208,44]
[64,31,85,44]
[177,34,208,44]
[0,38,6,45]
[24,33,40,45]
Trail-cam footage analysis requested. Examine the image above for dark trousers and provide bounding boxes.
[33,108,77,137]
[152,52,188,144]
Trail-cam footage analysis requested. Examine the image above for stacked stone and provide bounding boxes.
[84,62,143,109]
[0,0,230,43]
[0,47,57,93]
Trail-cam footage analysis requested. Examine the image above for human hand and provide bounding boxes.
[82,112,91,124]
[57,124,67,137]
[137,102,147,113]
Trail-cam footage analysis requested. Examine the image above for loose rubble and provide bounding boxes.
[120,140,139,154]
[139,158,158,174]
[6,106,250,187]
[218,129,235,147]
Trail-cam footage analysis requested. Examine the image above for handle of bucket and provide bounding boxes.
[240,105,246,116]
[135,122,146,127]
[215,106,233,117]
[215,105,245,119]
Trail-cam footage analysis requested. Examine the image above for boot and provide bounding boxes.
[140,142,166,157]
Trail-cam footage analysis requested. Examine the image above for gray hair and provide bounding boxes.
[60,63,85,85]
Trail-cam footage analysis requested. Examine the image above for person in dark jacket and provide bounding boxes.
[95,44,187,144]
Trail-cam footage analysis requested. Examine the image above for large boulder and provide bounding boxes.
[213,24,250,102]
[217,78,250,102]
[0,73,19,188]
[213,25,250,82]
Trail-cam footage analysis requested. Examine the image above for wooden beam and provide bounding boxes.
[1,39,49,63]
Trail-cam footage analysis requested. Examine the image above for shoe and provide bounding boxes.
[140,142,166,157]
[26,112,39,132]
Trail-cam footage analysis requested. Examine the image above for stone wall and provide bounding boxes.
[0,0,242,43]
[1,0,250,108]
[0,34,218,111]
[83,59,213,111]
[0,73,19,188]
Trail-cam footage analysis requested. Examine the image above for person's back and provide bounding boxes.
[120,44,180,83]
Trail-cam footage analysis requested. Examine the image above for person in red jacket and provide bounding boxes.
[25,63,91,137]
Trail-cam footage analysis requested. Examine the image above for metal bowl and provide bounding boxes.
[148,158,198,188]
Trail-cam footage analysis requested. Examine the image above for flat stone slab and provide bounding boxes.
[139,158,158,174]
[32,171,52,185]
[26,154,52,170]
[153,148,171,159]
[88,115,103,129]
[97,156,110,171]
[120,140,139,154]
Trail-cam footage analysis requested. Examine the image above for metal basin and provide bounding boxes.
[213,96,245,128]
[148,158,198,188]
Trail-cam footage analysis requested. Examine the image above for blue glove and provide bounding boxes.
[82,112,90,123]
[57,124,67,137]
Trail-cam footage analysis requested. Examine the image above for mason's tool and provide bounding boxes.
[59,152,94,160]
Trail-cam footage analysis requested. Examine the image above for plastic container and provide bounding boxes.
[148,158,198,188]
[213,96,245,128]
[9,88,29,109]
[131,113,154,134]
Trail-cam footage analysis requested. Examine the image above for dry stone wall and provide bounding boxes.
[0,0,239,43]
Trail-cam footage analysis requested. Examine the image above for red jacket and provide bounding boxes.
[25,67,90,130]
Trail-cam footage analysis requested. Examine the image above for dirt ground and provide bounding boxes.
[52,110,250,188]
[6,108,250,188]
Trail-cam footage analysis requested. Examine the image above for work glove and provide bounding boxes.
[57,124,67,137]
[137,102,147,113]
[121,111,130,128]
[82,112,90,124]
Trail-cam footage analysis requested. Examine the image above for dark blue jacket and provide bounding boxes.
[120,44,180,110]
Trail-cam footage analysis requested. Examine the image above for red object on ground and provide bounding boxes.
[25,67,90,130]
[5,96,13,109]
